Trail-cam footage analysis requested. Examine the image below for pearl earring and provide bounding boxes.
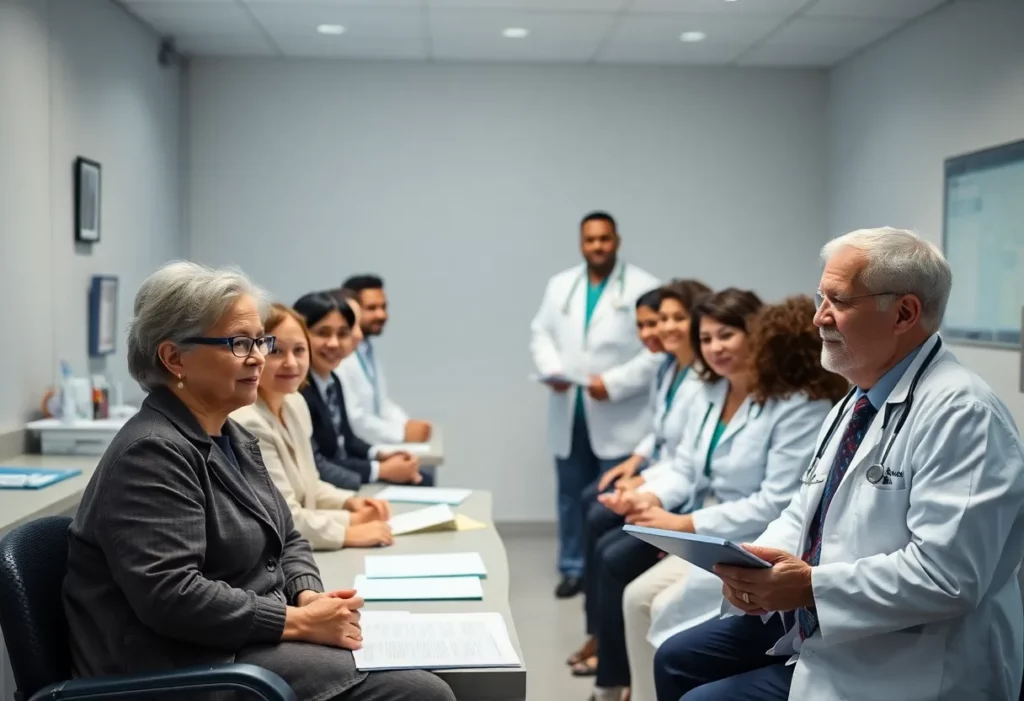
[177,374,184,389]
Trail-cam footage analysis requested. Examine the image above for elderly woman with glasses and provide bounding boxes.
[62,261,455,701]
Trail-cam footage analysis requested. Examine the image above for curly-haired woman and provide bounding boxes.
[593,293,848,701]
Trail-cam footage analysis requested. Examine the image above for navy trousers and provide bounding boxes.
[555,416,628,578]
[591,531,661,688]
[654,614,794,701]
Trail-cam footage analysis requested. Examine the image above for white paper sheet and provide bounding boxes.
[374,486,472,505]
[353,612,520,670]
[374,443,432,457]
[364,552,487,579]
[354,574,483,601]
[387,504,456,536]
[529,372,588,386]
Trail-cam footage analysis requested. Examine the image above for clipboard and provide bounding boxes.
[623,525,771,573]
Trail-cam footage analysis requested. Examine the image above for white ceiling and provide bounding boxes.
[118,0,951,67]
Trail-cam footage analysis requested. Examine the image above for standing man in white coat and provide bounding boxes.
[654,227,1024,701]
[531,211,662,598]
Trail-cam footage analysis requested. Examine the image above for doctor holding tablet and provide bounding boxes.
[530,211,661,598]
[654,228,1024,701]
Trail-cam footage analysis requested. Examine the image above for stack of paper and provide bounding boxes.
[374,443,432,457]
[388,504,457,536]
[375,486,472,505]
[364,552,487,579]
[354,574,483,601]
[353,611,521,671]
[387,504,488,535]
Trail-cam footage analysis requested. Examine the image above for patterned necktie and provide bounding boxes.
[797,395,878,639]
[324,380,342,433]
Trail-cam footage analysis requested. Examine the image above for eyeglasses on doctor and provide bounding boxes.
[814,290,899,311]
[183,335,276,358]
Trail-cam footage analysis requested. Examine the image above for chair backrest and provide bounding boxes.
[0,516,74,700]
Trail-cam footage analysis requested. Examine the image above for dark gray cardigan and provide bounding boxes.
[63,387,364,701]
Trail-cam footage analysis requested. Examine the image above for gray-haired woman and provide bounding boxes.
[62,261,455,701]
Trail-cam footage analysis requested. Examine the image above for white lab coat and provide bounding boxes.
[530,261,662,459]
[335,344,409,445]
[633,360,706,482]
[743,335,1024,701]
[645,379,832,646]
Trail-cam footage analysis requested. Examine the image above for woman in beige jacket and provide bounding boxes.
[234,303,394,550]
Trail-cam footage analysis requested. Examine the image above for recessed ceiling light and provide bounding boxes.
[317,24,346,36]
[502,27,530,39]
[680,31,706,42]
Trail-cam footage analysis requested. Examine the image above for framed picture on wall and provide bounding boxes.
[75,157,102,243]
[89,275,118,357]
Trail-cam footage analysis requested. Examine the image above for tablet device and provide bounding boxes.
[623,525,771,573]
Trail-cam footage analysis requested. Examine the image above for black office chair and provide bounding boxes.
[0,516,296,701]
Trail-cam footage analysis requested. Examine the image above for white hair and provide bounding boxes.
[821,227,952,333]
[126,261,270,391]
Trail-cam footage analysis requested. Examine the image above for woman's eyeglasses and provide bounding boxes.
[183,335,276,358]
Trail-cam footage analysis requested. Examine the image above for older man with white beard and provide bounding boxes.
[652,227,1024,701]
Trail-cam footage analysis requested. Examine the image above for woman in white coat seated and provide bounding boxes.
[614,294,847,699]
[569,280,711,677]
[594,293,847,701]
[233,303,395,550]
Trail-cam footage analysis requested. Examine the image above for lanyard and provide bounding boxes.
[697,393,763,478]
[354,345,382,416]
[653,364,689,459]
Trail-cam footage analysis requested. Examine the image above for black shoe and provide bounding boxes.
[555,576,584,598]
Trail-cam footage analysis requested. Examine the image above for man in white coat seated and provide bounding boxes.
[530,211,661,598]
[654,227,1024,701]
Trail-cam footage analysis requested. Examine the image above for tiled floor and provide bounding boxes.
[503,531,595,701]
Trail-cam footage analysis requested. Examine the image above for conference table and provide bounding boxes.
[0,427,527,701]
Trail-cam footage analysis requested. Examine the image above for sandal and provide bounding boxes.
[566,637,597,666]
[570,655,599,677]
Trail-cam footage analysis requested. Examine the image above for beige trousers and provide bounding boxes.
[622,556,692,701]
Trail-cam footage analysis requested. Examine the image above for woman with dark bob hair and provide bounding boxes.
[588,292,846,701]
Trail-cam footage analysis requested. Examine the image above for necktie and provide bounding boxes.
[360,342,382,415]
[797,395,878,639]
[324,381,342,433]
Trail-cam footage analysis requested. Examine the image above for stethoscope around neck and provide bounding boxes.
[802,338,943,485]
[560,263,628,315]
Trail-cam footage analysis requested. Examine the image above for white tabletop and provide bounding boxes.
[316,488,526,700]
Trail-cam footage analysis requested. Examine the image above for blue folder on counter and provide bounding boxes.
[0,467,82,490]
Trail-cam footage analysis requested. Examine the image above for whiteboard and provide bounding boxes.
[942,138,1024,347]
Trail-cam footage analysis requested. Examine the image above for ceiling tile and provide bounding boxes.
[612,12,787,44]
[804,0,948,19]
[121,0,260,35]
[767,15,905,47]
[242,0,422,9]
[737,40,852,66]
[595,38,747,64]
[246,3,424,39]
[174,32,278,56]
[428,9,615,62]
[629,0,808,14]
[274,34,429,59]
[427,0,627,10]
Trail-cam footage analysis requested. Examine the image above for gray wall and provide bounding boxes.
[185,59,830,522]
[0,0,183,432]
[829,0,1024,426]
